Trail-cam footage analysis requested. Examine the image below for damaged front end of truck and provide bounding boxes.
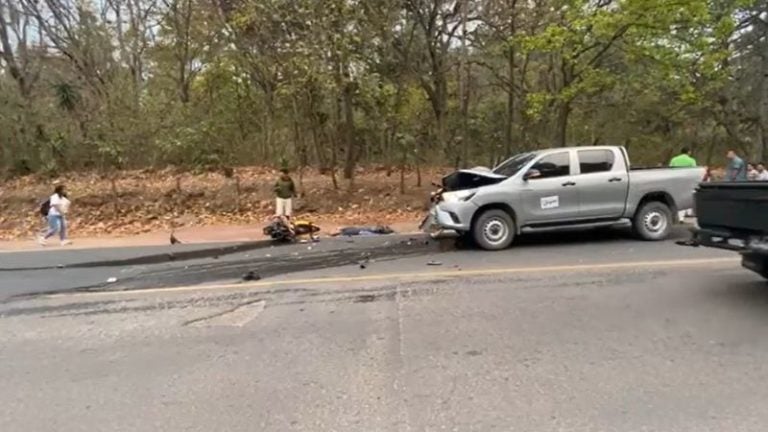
[420,168,508,236]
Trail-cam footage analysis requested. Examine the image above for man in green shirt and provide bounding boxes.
[669,147,697,222]
[669,147,697,168]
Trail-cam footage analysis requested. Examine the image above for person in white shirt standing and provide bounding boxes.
[756,162,768,181]
[38,184,72,246]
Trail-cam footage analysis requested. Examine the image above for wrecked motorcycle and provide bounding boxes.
[264,218,320,242]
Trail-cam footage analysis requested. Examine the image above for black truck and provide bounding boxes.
[687,182,768,278]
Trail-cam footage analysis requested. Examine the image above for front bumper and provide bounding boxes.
[422,201,477,232]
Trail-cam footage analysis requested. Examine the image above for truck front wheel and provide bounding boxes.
[633,201,673,241]
[472,209,516,250]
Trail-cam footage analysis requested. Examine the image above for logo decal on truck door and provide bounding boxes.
[540,195,560,209]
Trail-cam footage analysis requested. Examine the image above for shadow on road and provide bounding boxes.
[705,278,768,307]
[453,225,691,251]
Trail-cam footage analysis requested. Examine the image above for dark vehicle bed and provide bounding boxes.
[688,182,768,279]
[696,182,768,233]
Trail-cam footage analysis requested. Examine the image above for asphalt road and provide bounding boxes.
[4,227,768,431]
[0,226,718,299]
[0,235,437,299]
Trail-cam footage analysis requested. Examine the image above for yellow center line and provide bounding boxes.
[43,256,739,299]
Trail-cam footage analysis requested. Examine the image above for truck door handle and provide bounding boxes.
[608,177,623,182]
[562,181,576,187]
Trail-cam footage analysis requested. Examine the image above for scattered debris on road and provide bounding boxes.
[331,226,395,237]
[427,260,443,266]
[106,277,118,283]
[242,271,261,281]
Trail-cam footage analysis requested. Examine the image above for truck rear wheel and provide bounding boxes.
[633,201,672,241]
[472,209,515,250]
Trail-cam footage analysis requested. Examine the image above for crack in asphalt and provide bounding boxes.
[182,299,267,327]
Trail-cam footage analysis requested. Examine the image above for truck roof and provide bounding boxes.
[531,145,622,153]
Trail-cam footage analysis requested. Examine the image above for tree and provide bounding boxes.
[0,0,764,178]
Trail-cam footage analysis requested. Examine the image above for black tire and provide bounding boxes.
[472,209,516,250]
[633,201,673,241]
[741,253,768,280]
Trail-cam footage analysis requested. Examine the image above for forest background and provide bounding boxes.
[0,0,766,239]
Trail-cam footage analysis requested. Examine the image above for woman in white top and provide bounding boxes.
[38,184,71,246]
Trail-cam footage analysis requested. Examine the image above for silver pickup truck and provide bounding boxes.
[425,146,705,250]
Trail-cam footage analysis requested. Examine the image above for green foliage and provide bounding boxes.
[0,0,764,176]
[53,83,80,112]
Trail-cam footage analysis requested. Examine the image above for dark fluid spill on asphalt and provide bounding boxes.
[96,235,455,293]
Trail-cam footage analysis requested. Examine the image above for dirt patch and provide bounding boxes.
[0,167,447,240]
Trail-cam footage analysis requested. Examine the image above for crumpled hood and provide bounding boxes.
[441,169,507,192]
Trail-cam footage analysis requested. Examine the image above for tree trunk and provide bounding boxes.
[110,176,120,214]
[399,145,406,195]
[434,78,448,157]
[310,118,326,170]
[422,62,448,158]
[263,86,276,162]
[459,0,469,168]
[291,97,307,195]
[342,79,356,181]
[330,149,338,190]
[553,100,571,147]
[307,84,328,170]
[759,39,768,161]
[416,156,422,188]
[330,89,342,191]
[234,175,241,212]
[505,45,515,157]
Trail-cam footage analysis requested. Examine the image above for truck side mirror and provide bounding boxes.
[524,169,541,181]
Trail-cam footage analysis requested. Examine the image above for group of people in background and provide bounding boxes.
[669,147,768,182]
[747,162,768,181]
[668,147,768,222]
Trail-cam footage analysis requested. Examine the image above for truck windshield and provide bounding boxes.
[493,153,535,177]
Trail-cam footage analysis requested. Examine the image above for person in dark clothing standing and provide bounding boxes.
[274,168,296,217]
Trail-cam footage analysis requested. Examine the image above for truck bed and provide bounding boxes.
[627,166,703,214]
[696,182,768,233]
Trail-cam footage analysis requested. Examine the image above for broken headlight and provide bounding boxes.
[442,189,477,203]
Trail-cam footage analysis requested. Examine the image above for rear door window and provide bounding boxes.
[578,150,615,174]
[532,152,571,178]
